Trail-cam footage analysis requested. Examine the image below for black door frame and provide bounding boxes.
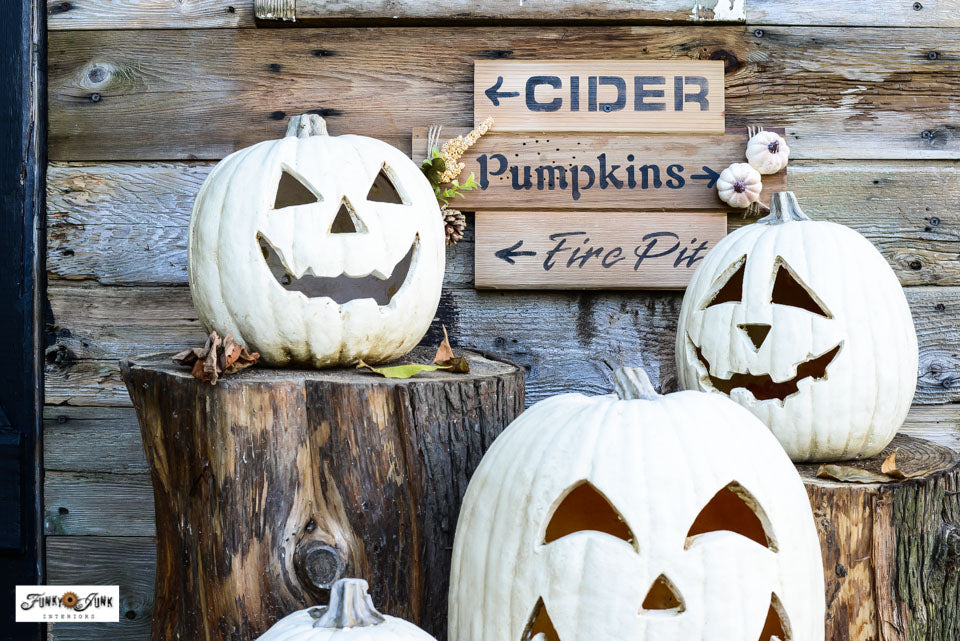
[1,0,44,635]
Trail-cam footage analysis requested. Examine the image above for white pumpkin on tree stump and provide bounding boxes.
[448,366,824,641]
[188,113,445,367]
[676,191,918,462]
[256,578,438,641]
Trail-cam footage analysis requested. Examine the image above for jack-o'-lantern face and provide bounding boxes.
[188,114,445,367]
[677,192,917,462]
[449,374,825,641]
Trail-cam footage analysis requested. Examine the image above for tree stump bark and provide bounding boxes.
[799,434,960,641]
[121,347,524,641]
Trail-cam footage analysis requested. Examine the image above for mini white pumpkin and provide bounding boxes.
[677,191,918,462]
[449,366,824,641]
[717,163,763,208]
[257,578,438,641]
[189,114,445,367]
[746,131,790,175]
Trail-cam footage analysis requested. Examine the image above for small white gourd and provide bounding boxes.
[716,162,763,208]
[746,130,790,174]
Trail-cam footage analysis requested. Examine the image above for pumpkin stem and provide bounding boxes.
[612,367,660,401]
[313,578,385,629]
[758,191,811,225]
[286,113,328,138]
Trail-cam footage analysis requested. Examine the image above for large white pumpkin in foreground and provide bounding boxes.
[257,578,437,641]
[676,191,918,462]
[449,367,824,641]
[189,114,444,367]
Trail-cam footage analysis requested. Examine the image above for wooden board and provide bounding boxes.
[748,0,960,26]
[48,0,255,30]
[474,211,726,289]
[46,160,960,287]
[255,0,746,24]
[414,129,786,210]
[43,282,960,407]
[47,26,960,161]
[473,60,725,133]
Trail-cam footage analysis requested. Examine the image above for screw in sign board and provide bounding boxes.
[474,60,726,134]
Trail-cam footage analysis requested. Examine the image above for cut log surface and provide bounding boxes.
[799,434,960,641]
[121,348,523,641]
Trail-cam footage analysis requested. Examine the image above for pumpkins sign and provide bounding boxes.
[677,191,918,462]
[449,367,824,641]
[189,114,445,367]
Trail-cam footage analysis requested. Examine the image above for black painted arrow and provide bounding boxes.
[495,240,537,264]
[485,76,520,106]
[690,166,720,189]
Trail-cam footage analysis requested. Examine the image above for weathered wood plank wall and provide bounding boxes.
[44,2,960,639]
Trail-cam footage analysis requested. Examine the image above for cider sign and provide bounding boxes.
[474,60,725,133]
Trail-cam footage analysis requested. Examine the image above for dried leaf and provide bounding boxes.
[879,450,929,480]
[816,464,893,484]
[432,324,470,373]
[357,360,449,379]
[172,331,260,384]
[434,324,455,364]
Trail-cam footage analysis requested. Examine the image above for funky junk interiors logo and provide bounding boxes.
[16,585,120,622]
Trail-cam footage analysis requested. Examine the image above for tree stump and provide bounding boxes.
[799,434,960,641]
[121,347,524,641]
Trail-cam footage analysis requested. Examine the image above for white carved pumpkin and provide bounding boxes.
[677,191,918,462]
[449,367,824,641]
[717,163,763,208]
[257,579,437,641]
[189,114,445,367]
[746,131,790,175]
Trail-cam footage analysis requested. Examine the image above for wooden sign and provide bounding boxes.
[474,60,725,133]
[412,129,787,211]
[474,211,727,290]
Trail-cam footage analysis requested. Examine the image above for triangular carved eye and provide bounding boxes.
[520,598,559,641]
[543,481,635,549]
[640,574,685,614]
[757,593,792,641]
[703,255,746,308]
[685,481,777,551]
[366,166,405,204]
[274,168,321,209]
[771,259,831,317]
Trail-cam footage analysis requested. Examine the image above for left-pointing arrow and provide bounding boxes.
[495,240,537,265]
[485,76,520,107]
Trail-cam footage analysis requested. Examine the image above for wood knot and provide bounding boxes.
[295,541,345,592]
[709,50,741,74]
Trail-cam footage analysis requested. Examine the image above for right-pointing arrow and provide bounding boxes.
[690,166,720,189]
[495,240,537,265]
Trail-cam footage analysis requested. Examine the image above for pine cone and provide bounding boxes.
[442,207,467,246]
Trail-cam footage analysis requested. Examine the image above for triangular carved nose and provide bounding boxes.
[738,323,771,351]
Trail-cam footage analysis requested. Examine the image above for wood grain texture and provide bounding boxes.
[46,160,960,287]
[43,281,960,406]
[473,211,727,289]
[473,60,725,133]
[47,0,254,30]
[256,0,746,24]
[43,405,148,473]
[748,0,960,27]
[121,349,523,641]
[44,471,154,535]
[47,536,155,641]
[798,435,960,641]
[47,26,960,160]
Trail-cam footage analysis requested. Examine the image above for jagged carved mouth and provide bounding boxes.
[690,335,842,403]
[257,233,417,306]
